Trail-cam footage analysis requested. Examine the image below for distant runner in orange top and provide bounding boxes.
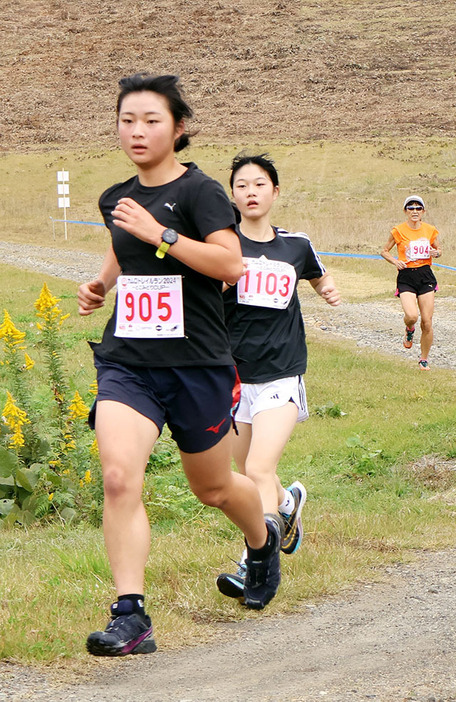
[381,195,442,370]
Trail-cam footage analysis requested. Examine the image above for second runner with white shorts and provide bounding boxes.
[217,153,341,603]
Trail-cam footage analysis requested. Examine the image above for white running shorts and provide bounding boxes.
[235,375,309,424]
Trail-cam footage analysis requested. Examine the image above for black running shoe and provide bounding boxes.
[216,561,246,601]
[86,599,156,656]
[244,515,282,610]
[280,481,307,555]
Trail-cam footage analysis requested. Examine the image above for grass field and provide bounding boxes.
[1,139,456,264]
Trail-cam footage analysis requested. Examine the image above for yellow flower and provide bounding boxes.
[34,283,59,316]
[0,310,26,350]
[90,438,99,456]
[24,353,35,370]
[34,283,70,328]
[79,479,84,488]
[89,380,98,396]
[68,390,89,420]
[48,493,54,501]
[2,391,29,430]
[84,469,92,483]
[2,392,29,450]
[9,425,25,448]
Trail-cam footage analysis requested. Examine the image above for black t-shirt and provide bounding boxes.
[223,227,326,383]
[91,163,236,367]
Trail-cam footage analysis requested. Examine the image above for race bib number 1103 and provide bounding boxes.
[115,275,184,338]
[237,257,297,309]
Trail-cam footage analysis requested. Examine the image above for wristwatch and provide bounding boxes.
[156,228,178,259]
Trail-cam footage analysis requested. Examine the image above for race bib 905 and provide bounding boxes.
[115,275,184,338]
[237,257,297,309]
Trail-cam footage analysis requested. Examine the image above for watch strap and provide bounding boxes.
[155,241,171,259]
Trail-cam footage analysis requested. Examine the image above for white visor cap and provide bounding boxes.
[403,195,425,209]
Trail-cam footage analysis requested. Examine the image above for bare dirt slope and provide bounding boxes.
[1,0,456,151]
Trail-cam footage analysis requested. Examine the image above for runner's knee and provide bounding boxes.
[404,313,418,327]
[190,483,228,509]
[421,318,433,333]
[103,465,139,502]
[245,459,276,484]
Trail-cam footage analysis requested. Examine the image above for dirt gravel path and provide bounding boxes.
[300,290,456,372]
[1,549,456,702]
[1,242,455,702]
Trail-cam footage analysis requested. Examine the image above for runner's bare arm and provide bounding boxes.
[111,197,243,283]
[309,273,341,307]
[381,234,406,269]
[78,244,121,316]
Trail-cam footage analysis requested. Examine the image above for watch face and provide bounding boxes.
[162,228,178,245]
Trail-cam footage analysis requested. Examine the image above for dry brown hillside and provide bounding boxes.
[1,0,456,151]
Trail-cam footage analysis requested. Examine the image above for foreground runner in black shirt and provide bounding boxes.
[217,153,340,600]
[78,76,283,655]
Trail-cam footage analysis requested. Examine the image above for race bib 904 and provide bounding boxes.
[406,238,431,262]
[237,257,297,309]
[115,275,184,338]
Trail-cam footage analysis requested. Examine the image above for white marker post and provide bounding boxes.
[57,170,70,240]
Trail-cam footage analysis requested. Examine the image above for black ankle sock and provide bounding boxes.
[118,594,146,617]
[246,529,274,560]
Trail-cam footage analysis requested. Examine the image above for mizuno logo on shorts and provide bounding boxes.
[205,418,227,433]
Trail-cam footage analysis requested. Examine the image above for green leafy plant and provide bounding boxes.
[315,401,347,418]
[342,434,387,480]
[0,285,102,526]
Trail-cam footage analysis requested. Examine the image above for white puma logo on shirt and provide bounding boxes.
[164,202,177,212]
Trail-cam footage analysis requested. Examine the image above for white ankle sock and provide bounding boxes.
[278,490,295,516]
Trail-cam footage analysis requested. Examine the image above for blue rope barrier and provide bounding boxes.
[50,218,104,226]
[48,221,456,271]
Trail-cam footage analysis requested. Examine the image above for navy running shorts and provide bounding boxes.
[89,354,237,454]
[396,265,438,297]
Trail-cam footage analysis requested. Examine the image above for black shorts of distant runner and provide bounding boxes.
[395,265,438,297]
